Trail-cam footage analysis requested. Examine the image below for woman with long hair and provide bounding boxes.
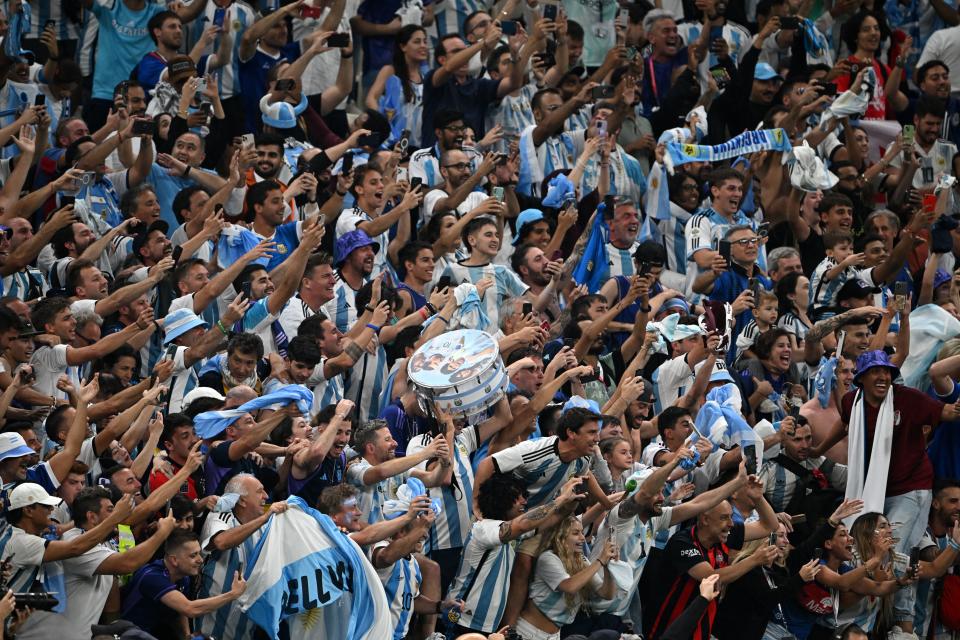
[776,271,811,352]
[835,11,909,120]
[365,25,431,149]
[515,516,617,640]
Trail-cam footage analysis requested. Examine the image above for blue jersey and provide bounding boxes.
[135,51,168,96]
[238,43,301,132]
[90,0,165,100]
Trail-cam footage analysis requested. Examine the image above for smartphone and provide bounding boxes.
[300,4,323,18]
[791,513,808,525]
[195,78,207,94]
[718,240,732,265]
[924,193,938,214]
[358,132,382,148]
[903,124,915,146]
[410,176,423,190]
[493,186,505,202]
[820,82,838,97]
[749,277,763,302]
[500,20,518,36]
[909,546,921,570]
[60,195,75,207]
[894,281,908,309]
[779,15,799,29]
[317,213,325,227]
[595,119,608,138]
[533,52,556,68]
[275,78,295,91]
[213,6,226,26]
[813,547,823,560]
[436,275,453,291]
[522,302,533,316]
[341,152,354,174]
[757,222,770,238]
[542,2,558,21]
[132,119,155,136]
[34,94,45,107]
[709,64,729,90]
[769,532,777,546]
[241,280,253,300]
[591,85,615,100]
[579,365,600,383]
[327,32,350,48]
[710,26,724,43]
[618,8,629,26]
[171,246,183,266]
[241,133,255,148]
[17,365,35,385]
[743,444,757,476]
[44,19,55,30]
[638,261,652,277]
[398,129,411,152]
[198,102,213,116]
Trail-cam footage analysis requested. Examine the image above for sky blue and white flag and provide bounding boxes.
[194,385,314,438]
[218,224,271,271]
[814,355,839,409]
[691,383,763,458]
[664,129,792,174]
[542,173,576,208]
[571,204,610,293]
[902,304,960,390]
[238,496,393,640]
[5,0,31,60]
[643,162,671,223]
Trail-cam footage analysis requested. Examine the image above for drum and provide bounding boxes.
[407,329,507,424]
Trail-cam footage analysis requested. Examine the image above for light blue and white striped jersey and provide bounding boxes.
[651,353,694,414]
[407,425,479,551]
[188,1,256,99]
[528,550,602,625]
[486,83,537,143]
[336,207,392,277]
[566,106,591,133]
[447,519,529,632]
[0,267,46,301]
[0,83,29,160]
[168,345,203,414]
[197,511,265,640]
[570,130,648,203]
[685,207,768,284]
[4,0,82,40]
[312,358,346,415]
[374,542,421,640]
[658,202,695,277]
[490,436,591,509]
[380,70,427,148]
[409,146,442,189]
[434,0,483,37]
[606,241,641,278]
[914,527,949,638]
[590,505,673,618]
[345,345,390,423]
[321,275,363,334]
[676,20,753,91]
[435,261,528,333]
[0,528,67,615]
[346,457,410,525]
[517,125,575,197]
[809,256,857,310]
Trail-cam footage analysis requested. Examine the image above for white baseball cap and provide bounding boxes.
[8,483,62,510]
[0,432,36,461]
[182,387,226,408]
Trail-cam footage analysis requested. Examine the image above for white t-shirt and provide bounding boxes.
[30,344,72,399]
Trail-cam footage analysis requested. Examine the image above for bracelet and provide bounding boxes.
[424,302,438,314]
[639,304,652,313]
[437,316,449,324]
[418,307,429,321]
[366,323,382,333]
[183,166,192,178]
[216,320,229,336]
[364,305,375,312]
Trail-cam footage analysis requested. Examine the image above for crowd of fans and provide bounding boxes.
[0,0,960,638]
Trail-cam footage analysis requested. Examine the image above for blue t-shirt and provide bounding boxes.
[238,43,301,133]
[380,399,427,458]
[357,0,403,74]
[148,163,219,235]
[135,51,168,96]
[91,0,166,100]
[708,267,772,366]
[121,559,192,637]
[421,68,500,148]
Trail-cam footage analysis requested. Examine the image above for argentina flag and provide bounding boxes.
[691,383,763,461]
[571,204,611,293]
[238,496,393,640]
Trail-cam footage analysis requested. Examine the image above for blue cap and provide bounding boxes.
[562,395,601,416]
[260,93,308,130]
[934,269,952,290]
[335,229,380,266]
[163,308,208,345]
[754,62,780,81]
[854,349,900,384]
[662,297,690,314]
[513,209,546,245]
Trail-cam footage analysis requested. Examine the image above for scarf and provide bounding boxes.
[219,353,259,389]
[664,128,792,173]
[844,387,895,525]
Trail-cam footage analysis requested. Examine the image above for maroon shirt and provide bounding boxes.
[840,385,943,496]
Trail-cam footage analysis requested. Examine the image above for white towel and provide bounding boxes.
[844,387,895,526]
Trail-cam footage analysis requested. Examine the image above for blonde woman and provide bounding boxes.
[515,516,617,640]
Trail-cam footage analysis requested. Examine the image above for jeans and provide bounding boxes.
[885,489,932,622]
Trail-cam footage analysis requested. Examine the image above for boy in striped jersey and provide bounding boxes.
[447,473,584,636]
[196,473,289,640]
[808,232,862,317]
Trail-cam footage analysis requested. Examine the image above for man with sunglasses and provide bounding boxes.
[421,149,502,227]
[410,109,471,190]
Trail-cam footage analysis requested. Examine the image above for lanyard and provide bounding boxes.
[648,57,660,104]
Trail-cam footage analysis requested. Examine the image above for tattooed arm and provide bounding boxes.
[802,306,884,365]
[498,477,584,543]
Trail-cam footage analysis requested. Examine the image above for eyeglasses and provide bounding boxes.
[444,124,466,133]
[732,237,760,246]
[469,18,491,32]
[443,162,471,170]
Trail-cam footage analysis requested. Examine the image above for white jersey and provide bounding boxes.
[167,345,204,414]
[197,510,265,640]
[311,357,345,414]
[650,353,694,414]
[336,207,391,277]
[346,457,409,525]
[434,261,528,333]
[322,274,363,334]
[407,425,480,551]
[606,241,641,278]
[528,550,603,626]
